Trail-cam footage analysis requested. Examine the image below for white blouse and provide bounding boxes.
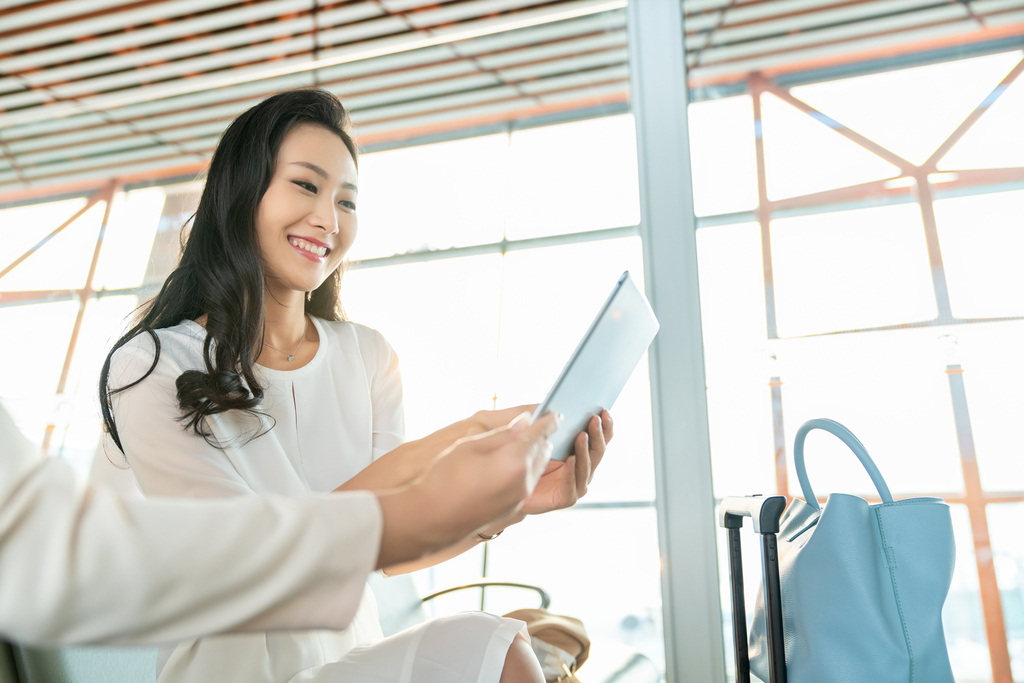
[106,316,405,682]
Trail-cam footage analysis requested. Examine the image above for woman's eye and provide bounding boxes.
[338,200,356,211]
[293,180,317,194]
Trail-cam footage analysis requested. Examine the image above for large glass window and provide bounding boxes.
[690,48,1024,682]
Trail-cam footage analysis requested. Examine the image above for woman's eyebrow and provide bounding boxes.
[289,160,328,178]
[289,160,358,192]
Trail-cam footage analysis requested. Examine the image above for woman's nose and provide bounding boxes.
[311,199,339,235]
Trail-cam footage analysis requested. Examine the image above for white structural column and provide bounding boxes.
[627,2,726,681]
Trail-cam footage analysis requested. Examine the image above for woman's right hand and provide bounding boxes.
[374,411,559,568]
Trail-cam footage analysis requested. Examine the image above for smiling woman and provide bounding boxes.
[94,88,607,683]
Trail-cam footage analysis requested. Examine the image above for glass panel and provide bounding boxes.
[791,52,1023,166]
[770,203,937,337]
[934,190,1024,319]
[340,254,503,441]
[0,200,106,292]
[483,507,664,676]
[92,188,166,291]
[696,222,777,498]
[347,135,510,261]
[51,295,138,478]
[496,237,653,503]
[775,328,964,496]
[687,95,758,217]
[940,56,1024,171]
[944,504,992,681]
[962,363,1024,492]
[988,503,1024,681]
[0,197,87,269]
[412,543,487,616]
[760,92,900,201]
[0,300,80,444]
[504,115,641,240]
[142,184,201,286]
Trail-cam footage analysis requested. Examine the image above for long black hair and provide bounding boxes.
[100,88,358,453]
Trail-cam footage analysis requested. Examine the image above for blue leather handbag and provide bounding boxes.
[748,418,956,683]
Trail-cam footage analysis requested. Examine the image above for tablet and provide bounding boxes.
[530,271,660,461]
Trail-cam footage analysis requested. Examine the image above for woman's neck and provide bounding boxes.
[256,289,318,369]
[262,291,307,348]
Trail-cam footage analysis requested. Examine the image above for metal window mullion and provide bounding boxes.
[40,181,117,456]
[628,2,725,682]
[945,364,1013,683]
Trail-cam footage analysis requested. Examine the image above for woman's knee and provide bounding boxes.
[499,631,544,683]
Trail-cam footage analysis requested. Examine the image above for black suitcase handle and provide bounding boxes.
[719,495,788,683]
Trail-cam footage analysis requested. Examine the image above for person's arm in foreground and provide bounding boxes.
[341,409,613,576]
[0,404,557,647]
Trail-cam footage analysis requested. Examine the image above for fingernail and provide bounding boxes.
[512,410,531,425]
[510,411,531,432]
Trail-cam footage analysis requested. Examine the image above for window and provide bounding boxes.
[690,50,1024,682]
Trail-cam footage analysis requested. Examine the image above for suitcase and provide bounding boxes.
[718,495,788,683]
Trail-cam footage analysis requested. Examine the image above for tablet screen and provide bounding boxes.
[530,271,660,461]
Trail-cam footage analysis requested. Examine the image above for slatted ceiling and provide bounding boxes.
[683,0,1024,85]
[691,4,966,62]
[451,7,624,53]
[24,18,313,86]
[691,14,1007,79]
[981,0,1024,13]
[3,1,307,73]
[317,16,409,45]
[520,64,628,94]
[0,0,240,53]
[1,1,1022,201]
[703,0,946,45]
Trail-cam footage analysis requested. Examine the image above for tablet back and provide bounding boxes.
[534,271,660,461]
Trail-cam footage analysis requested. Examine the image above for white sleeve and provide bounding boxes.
[106,333,253,499]
[368,329,406,461]
[0,404,382,647]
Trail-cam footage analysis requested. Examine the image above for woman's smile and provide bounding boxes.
[288,235,330,261]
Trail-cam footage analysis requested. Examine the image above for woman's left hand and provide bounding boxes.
[519,409,613,516]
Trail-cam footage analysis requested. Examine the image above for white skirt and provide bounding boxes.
[289,612,527,683]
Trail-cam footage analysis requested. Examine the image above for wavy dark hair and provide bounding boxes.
[100,88,358,454]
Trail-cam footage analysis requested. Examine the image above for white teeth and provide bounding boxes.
[290,237,327,257]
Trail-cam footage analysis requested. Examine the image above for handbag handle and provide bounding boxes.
[793,418,893,510]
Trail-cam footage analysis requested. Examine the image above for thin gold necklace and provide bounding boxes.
[262,316,308,362]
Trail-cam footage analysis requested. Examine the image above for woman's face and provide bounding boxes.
[255,123,358,296]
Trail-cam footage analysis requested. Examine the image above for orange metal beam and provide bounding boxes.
[925,54,1024,171]
[757,74,916,174]
[0,162,206,207]
[946,364,1014,683]
[749,77,778,341]
[0,189,104,280]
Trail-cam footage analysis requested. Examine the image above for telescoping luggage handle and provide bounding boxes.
[719,495,787,683]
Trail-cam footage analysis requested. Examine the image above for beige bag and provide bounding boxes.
[504,608,590,682]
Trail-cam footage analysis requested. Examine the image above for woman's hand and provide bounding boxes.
[375,411,559,568]
[519,409,613,516]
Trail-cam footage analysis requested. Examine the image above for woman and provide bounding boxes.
[100,88,611,683]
